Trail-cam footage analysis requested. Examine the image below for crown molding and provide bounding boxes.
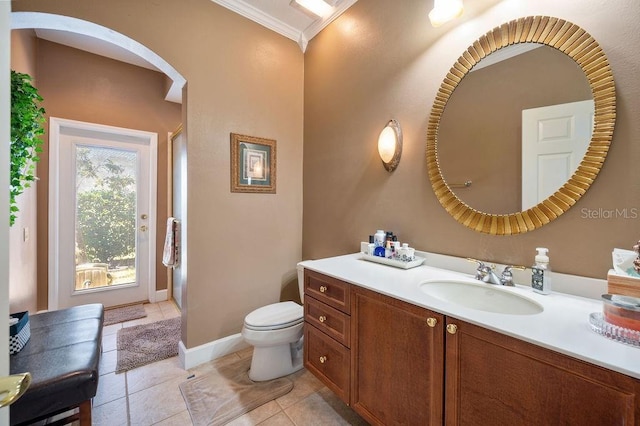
[210,0,301,41]
[210,0,358,52]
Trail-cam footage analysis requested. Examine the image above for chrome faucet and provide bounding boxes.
[475,262,503,285]
[499,266,517,286]
[468,259,523,286]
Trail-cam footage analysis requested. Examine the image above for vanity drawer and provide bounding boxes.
[304,323,350,405]
[305,296,351,348]
[304,270,350,314]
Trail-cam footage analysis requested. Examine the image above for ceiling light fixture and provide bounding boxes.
[429,0,464,27]
[293,0,334,18]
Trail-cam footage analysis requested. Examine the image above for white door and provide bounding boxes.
[169,128,186,309]
[521,100,594,210]
[49,118,157,309]
[1,3,11,423]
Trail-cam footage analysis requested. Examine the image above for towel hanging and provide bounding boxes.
[162,217,180,268]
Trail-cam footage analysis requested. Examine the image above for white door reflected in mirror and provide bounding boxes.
[521,100,594,210]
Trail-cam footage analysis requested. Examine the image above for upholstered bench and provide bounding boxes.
[9,304,104,426]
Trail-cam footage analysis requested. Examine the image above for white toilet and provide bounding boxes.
[241,265,305,381]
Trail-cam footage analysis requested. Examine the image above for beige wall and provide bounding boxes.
[303,0,640,279]
[13,0,304,348]
[33,39,182,310]
[9,29,38,314]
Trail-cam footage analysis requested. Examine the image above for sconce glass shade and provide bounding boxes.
[429,0,464,27]
[378,119,402,172]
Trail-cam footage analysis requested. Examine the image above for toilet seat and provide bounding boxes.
[244,301,303,331]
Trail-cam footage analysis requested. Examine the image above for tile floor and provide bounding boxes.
[94,301,368,425]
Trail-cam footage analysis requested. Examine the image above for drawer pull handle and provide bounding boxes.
[426,317,437,328]
[319,356,327,364]
[319,315,327,323]
[319,285,328,293]
[446,324,458,335]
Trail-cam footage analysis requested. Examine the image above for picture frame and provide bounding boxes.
[230,133,276,193]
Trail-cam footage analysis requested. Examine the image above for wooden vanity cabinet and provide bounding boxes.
[444,317,640,425]
[303,270,351,404]
[351,286,445,425]
[304,269,640,425]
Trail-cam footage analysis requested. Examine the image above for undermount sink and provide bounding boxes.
[419,280,544,315]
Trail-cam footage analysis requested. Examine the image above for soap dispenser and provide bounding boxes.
[532,247,552,295]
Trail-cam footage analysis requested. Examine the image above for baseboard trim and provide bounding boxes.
[155,289,168,302]
[179,333,250,370]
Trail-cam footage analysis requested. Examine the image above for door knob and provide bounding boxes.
[426,317,438,328]
[0,372,31,408]
[319,315,327,323]
[140,214,148,220]
[446,324,458,335]
[140,225,148,232]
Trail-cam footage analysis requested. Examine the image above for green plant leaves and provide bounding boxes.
[10,70,45,226]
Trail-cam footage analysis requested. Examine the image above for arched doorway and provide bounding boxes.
[11,12,185,102]
[11,12,187,310]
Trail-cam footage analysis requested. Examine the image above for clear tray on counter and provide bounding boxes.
[360,253,426,270]
[589,312,640,348]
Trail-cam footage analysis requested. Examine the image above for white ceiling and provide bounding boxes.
[35,28,159,72]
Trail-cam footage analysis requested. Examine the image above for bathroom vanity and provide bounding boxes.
[301,254,640,425]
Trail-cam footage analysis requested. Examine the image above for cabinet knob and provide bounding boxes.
[319,315,327,323]
[319,356,327,364]
[446,324,458,335]
[426,317,438,328]
[319,285,328,293]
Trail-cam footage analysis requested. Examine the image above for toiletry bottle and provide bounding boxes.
[373,230,386,257]
[531,247,552,295]
[392,241,400,259]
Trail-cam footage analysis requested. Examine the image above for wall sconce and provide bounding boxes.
[378,119,402,172]
[429,0,464,27]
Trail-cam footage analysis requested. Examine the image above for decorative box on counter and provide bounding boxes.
[9,311,30,355]
[360,253,426,269]
[608,269,640,299]
[359,238,425,269]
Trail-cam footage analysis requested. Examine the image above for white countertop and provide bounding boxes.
[299,252,640,380]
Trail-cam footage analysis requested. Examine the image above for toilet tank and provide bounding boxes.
[296,264,305,303]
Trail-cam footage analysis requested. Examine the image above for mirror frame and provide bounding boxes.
[427,16,616,235]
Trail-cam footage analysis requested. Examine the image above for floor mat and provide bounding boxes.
[116,317,180,373]
[104,304,147,326]
[180,357,294,426]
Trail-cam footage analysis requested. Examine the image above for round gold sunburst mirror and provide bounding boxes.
[427,16,616,235]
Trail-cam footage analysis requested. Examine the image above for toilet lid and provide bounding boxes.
[244,301,303,331]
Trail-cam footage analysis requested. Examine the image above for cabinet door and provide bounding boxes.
[305,323,350,404]
[351,286,445,425]
[445,317,640,425]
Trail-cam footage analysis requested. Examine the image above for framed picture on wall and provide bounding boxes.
[230,133,276,193]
